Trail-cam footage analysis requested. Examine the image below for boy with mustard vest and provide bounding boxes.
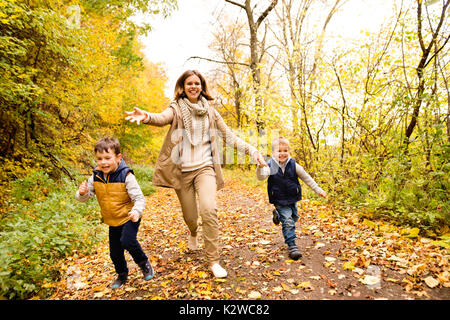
[75,137,153,289]
[257,137,327,260]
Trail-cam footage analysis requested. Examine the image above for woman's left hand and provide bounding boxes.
[253,151,267,167]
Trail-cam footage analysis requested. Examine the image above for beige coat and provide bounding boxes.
[144,101,257,190]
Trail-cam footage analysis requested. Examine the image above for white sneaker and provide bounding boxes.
[188,235,198,250]
[210,263,227,278]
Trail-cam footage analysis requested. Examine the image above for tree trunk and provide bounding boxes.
[225,0,278,131]
[404,0,449,150]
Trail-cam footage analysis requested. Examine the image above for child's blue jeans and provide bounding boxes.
[274,204,299,247]
[109,219,148,275]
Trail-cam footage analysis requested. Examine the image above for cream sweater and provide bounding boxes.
[180,109,213,172]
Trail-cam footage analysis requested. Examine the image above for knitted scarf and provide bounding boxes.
[178,96,209,146]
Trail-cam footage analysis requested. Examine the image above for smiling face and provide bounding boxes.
[273,141,290,164]
[183,74,202,103]
[95,148,122,175]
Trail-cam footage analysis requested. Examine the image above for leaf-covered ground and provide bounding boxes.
[50,178,449,300]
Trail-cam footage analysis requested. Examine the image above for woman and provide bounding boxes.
[125,70,266,277]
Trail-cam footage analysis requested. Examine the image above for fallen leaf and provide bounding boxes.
[315,242,325,248]
[424,276,439,288]
[93,285,106,292]
[326,279,337,288]
[405,227,420,238]
[248,291,262,299]
[297,281,312,290]
[281,282,291,292]
[363,219,377,229]
[285,259,294,263]
[272,286,283,293]
[360,275,380,287]
[343,261,355,270]
[215,278,227,283]
[328,289,337,295]
[355,239,365,246]
[200,290,212,296]
[407,263,427,276]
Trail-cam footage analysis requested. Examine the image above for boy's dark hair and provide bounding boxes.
[94,137,121,155]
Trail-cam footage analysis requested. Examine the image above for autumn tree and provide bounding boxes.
[208,16,250,128]
[403,0,449,152]
[270,0,344,169]
[225,0,278,130]
[319,0,449,227]
[0,0,176,181]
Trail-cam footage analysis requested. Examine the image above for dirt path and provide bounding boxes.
[50,178,449,300]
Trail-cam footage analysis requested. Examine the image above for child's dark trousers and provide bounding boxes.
[108,219,148,275]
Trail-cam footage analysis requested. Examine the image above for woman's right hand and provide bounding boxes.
[125,107,147,125]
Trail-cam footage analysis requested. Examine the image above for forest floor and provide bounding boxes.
[50,177,449,301]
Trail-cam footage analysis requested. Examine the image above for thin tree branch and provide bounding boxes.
[423,33,450,69]
[225,0,246,10]
[256,0,278,29]
[187,56,250,67]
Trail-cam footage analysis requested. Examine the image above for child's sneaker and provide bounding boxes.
[288,245,302,260]
[272,209,280,225]
[111,272,128,289]
[138,260,154,281]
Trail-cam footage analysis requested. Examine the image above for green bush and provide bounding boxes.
[132,164,156,196]
[366,157,449,229]
[10,171,56,202]
[311,146,449,230]
[0,171,105,299]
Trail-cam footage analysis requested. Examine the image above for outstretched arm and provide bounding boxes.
[296,164,327,198]
[125,106,174,127]
[125,107,147,125]
[215,110,267,167]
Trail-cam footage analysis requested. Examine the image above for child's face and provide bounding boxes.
[95,149,122,175]
[273,142,290,163]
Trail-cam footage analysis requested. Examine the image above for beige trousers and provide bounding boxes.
[175,165,219,264]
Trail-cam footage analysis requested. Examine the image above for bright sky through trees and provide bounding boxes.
[136,0,394,96]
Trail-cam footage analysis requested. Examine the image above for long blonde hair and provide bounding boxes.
[174,70,214,101]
